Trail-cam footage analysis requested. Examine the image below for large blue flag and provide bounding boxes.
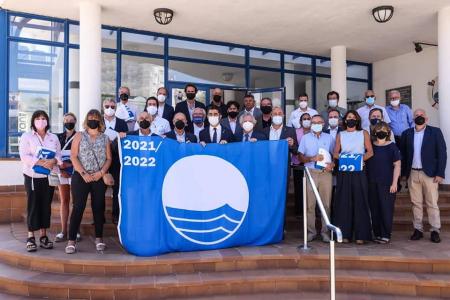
[118,136,288,256]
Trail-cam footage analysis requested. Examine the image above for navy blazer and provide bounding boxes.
[235,130,268,142]
[400,125,447,178]
[220,117,243,139]
[199,126,235,143]
[165,130,198,143]
[262,126,298,154]
[160,103,175,127]
[174,100,206,127]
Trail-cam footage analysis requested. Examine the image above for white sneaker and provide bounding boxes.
[55,232,66,242]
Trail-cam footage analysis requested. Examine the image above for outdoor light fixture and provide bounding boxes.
[372,5,394,23]
[413,42,438,53]
[153,8,174,25]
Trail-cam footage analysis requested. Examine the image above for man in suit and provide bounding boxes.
[400,108,447,243]
[127,111,159,137]
[323,108,343,139]
[156,87,174,127]
[102,99,128,224]
[189,108,206,139]
[220,101,243,138]
[320,91,347,128]
[260,97,273,129]
[174,83,206,132]
[235,112,267,142]
[165,112,197,143]
[116,86,138,131]
[206,88,228,117]
[262,106,298,153]
[238,94,263,131]
[199,106,234,144]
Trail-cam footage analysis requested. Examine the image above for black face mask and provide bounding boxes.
[213,95,222,102]
[261,106,272,114]
[139,120,151,129]
[370,118,381,126]
[415,116,425,125]
[375,131,389,140]
[186,93,196,100]
[64,122,75,130]
[345,119,358,128]
[119,93,129,101]
[228,111,239,119]
[87,120,99,129]
[175,120,185,130]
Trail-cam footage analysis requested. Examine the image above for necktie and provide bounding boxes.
[244,134,249,142]
[212,128,217,143]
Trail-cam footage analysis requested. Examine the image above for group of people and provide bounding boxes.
[18,83,447,255]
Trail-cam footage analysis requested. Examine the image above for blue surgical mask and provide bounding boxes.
[366,96,375,105]
[311,124,323,133]
[192,116,204,124]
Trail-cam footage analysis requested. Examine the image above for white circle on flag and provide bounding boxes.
[162,155,249,245]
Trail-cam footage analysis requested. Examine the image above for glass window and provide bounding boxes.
[69,24,117,49]
[169,61,245,86]
[9,16,64,42]
[122,32,164,54]
[249,69,281,88]
[347,64,369,79]
[284,74,313,118]
[8,42,64,154]
[169,39,245,64]
[249,50,280,68]
[315,76,331,112]
[284,55,312,73]
[316,58,331,75]
[121,55,164,112]
[347,81,368,110]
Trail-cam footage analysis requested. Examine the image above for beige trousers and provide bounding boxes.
[306,169,333,235]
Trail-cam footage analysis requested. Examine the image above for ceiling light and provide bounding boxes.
[153,8,174,25]
[372,6,394,23]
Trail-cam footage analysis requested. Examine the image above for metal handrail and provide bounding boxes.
[297,166,343,300]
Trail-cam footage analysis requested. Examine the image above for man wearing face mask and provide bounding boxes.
[141,97,171,135]
[259,97,273,129]
[298,115,335,242]
[235,113,267,142]
[357,90,391,132]
[400,109,447,243]
[262,107,298,153]
[287,93,318,128]
[320,91,346,127]
[369,108,395,142]
[190,107,206,141]
[238,94,263,131]
[386,90,414,145]
[206,88,228,118]
[127,112,158,137]
[323,109,343,140]
[175,83,206,131]
[166,113,197,143]
[221,101,243,138]
[199,106,234,144]
[116,86,138,131]
[156,87,174,126]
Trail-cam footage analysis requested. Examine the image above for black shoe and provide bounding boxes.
[410,229,423,240]
[430,231,441,243]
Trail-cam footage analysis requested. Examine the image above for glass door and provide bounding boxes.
[245,87,285,110]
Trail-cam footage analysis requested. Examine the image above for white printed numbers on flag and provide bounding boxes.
[338,153,363,172]
[123,156,156,167]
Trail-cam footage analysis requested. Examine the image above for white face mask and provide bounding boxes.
[299,101,308,109]
[272,115,283,126]
[311,123,323,133]
[302,120,311,128]
[104,107,115,117]
[328,117,339,127]
[208,116,220,126]
[328,99,338,108]
[242,121,254,132]
[157,94,166,103]
[390,99,400,107]
[147,106,158,115]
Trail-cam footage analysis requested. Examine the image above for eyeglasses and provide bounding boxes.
[104,105,116,109]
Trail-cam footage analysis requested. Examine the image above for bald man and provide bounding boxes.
[400,108,447,243]
[206,88,228,117]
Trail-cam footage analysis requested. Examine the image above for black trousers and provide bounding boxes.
[368,182,396,239]
[24,175,54,232]
[69,172,106,241]
[333,171,372,241]
[292,167,304,216]
[111,167,120,219]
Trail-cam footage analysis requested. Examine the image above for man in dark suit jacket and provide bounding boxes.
[235,113,268,142]
[220,101,243,139]
[262,107,298,154]
[199,106,234,144]
[206,88,228,118]
[156,87,175,127]
[165,112,197,143]
[174,83,206,132]
[400,108,447,243]
[238,94,263,131]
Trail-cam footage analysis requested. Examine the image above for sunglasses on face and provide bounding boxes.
[104,105,116,109]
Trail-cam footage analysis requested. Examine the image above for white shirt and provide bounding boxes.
[287,107,318,128]
[134,115,170,135]
[175,131,186,143]
[328,126,339,140]
[228,118,237,134]
[412,127,425,169]
[117,102,138,122]
[269,125,283,140]
[244,107,255,116]
[157,103,165,118]
[139,129,153,136]
[193,124,204,141]
[357,104,391,132]
[104,117,117,130]
[209,125,222,143]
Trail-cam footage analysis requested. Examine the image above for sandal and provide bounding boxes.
[26,237,37,252]
[39,236,54,249]
[65,244,77,254]
[96,242,106,252]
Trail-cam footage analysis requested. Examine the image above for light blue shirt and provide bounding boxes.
[412,127,425,169]
[386,104,414,136]
[357,104,391,132]
[298,132,335,169]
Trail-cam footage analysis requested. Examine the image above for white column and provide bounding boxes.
[331,45,347,109]
[79,0,102,128]
[438,7,450,183]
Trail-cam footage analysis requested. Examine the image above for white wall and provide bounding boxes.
[0,160,24,186]
[373,47,439,126]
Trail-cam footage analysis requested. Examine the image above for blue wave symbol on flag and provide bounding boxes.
[165,204,245,244]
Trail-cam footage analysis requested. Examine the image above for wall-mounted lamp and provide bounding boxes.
[413,42,437,53]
